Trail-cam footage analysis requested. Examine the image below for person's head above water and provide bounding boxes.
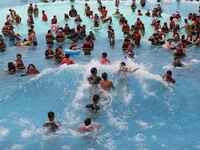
[90,67,97,75]
[16,53,22,59]
[166,70,172,76]
[84,118,91,126]
[65,54,70,58]
[120,62,126,66]
[101,72,108,80]
[102,52,107,58]
[48,111,55,122]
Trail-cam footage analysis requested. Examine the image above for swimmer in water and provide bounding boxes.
[88,67,101,85]
[77,118,100,133]
[163,70,176,84]
[100,72,114,91]
[43,111,60,133]
[86,94,100,113]
[25,64,39,75]
[61,54,75,65]
[15,54,25,70]
[8,62,16,74]
[100,52,110,65]
[118,62,140,73]
[173,57,183,67]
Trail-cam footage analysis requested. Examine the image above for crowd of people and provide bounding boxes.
[1,0,197,133]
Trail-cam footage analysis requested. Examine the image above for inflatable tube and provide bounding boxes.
[64,49,81,56]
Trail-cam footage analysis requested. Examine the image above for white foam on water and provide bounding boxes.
[20,126,45,139]
[72,79,90,109]
[163,64,173,70]
[139,80,156,97]
[124,58,169,86]
[64,109,81,126]
[18,118,33,127]
[107,110,128,130]
[0,127,9,141]
[18,118,45,139]
[128,134,148,150]
[61,145,71,150]
[134,133,146,142]
[190,59,200,64]
[136,120,153,129]
[21,128,34,139]
[9,144,24,150]
[123,92,133,106]
[96,133,116,150]
[103,137,116,150]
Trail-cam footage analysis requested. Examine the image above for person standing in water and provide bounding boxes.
[163,70,176,84]
[88,67,101,85]
[86,94,100,113]
[88,67,102,96]
[100,72,114,91]
[77,118,101,133]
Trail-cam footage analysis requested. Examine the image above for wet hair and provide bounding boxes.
[101,72,108,80]
[93,94,100,103]
[16,53,22,58]
[90,67,97,75]
[166,70,172,76]
[120,62,126,66]
[48,111,55,121]
[181,35,185,40]
[84,118,91,126]
[102,52,107,58]
[27,64,36,71]
[65,54,70,58]
[8,62,15,71]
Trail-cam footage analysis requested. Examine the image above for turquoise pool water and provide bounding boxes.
[0,0,200,150]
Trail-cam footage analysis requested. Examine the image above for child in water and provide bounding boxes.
[88,67,101,85]
[26,64,39,75]
[100,52,110,65]
[77,118,100,133]
[15,54,25,70]
[173,57,183,67]
[43,111,60,133]
[86,94,100,113]
[163,70,176,84]
[8,62,16,74]
[45,47,54,59]
[61,54,75,65]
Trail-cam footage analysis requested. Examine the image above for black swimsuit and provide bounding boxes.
[86,104,100,112]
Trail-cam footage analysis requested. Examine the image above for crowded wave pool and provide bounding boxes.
[0,0,200,149]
